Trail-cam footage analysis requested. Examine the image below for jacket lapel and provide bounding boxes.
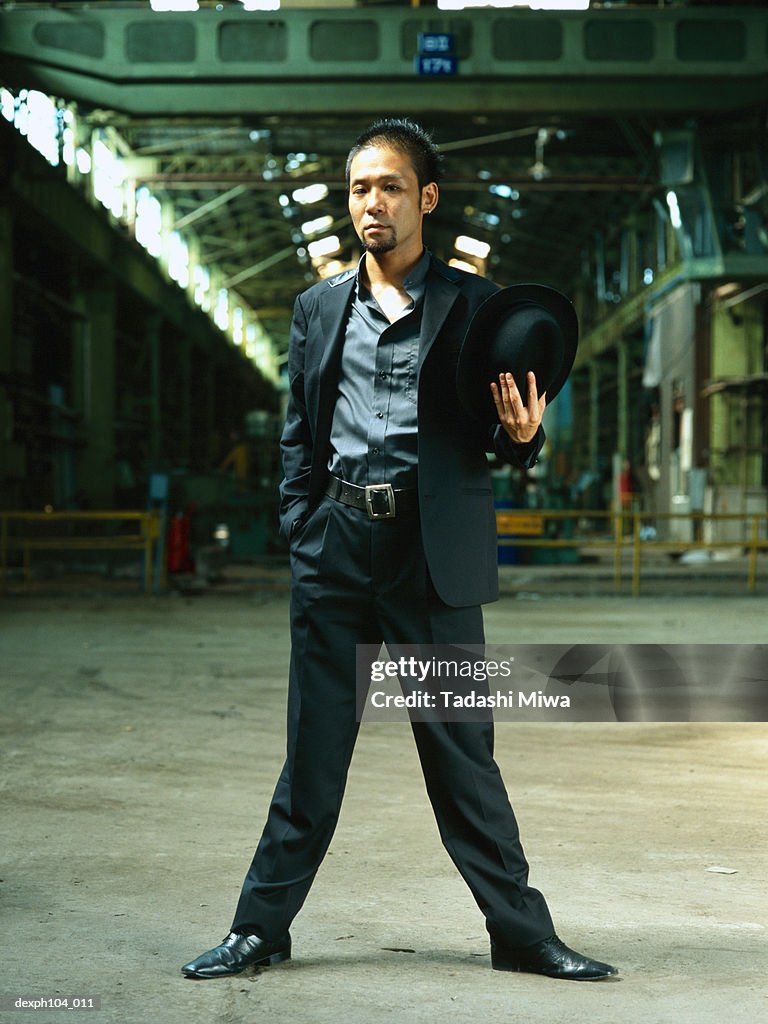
[418,260,461,373]
[317,275,354,384]
[310,274,355,493]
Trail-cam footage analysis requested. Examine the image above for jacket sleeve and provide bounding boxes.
[278,294,313,541]
[489,423,546,470]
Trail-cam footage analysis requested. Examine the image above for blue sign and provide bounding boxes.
[418,32,454,54]
[416,55,458,77]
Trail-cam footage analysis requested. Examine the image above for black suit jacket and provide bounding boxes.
[279,254,544,608]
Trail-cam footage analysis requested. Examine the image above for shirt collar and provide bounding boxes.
[355,248,431,304]
[403,248,431,295]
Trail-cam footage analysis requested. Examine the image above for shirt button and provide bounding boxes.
[376,411,384,419]
[371,447,380,455]
[378,371,387,379]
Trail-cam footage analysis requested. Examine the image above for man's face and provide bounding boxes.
[348,144,435,257]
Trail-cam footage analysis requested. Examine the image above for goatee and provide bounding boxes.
[362,233,397,255]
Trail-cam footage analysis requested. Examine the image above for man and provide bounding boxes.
[182,119,617,982]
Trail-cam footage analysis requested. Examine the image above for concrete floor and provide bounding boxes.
[2,590,766,1024]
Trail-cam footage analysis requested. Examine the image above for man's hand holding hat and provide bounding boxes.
[491,370,546,444]
[456,283,579,438]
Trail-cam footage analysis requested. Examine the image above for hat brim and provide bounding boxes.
[456,284,578,426]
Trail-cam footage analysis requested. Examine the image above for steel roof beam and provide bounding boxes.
[1,7,766,116]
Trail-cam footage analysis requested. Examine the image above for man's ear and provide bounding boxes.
[422,182,439,215]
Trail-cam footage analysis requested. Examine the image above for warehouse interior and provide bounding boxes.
[1,3,767,1023]
[2,0,768,572]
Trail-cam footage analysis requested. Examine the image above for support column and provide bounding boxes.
[201,348,217,469]
[617,340,629,459]
[147,315,162,470]
[179,337,191,469]
[73,274,117,508]
[0,197,21,506]
[588,360,600,473]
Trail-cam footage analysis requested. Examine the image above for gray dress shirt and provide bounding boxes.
[328,249,431,488]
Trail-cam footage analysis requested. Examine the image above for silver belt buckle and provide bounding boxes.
[365,483,396,520]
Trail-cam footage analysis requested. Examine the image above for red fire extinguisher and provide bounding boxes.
[167,506,194,573]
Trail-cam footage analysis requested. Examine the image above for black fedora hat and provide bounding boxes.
[456,284,578,425]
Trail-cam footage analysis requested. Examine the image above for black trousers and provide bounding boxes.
[231,496,554,946]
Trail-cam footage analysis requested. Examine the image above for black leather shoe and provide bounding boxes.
[181,931,291,979]
[491,934,617,981]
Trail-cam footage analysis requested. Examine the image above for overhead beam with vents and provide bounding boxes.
[0,7,767,116]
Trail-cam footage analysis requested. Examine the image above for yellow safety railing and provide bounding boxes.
[495,508,768,595]
[0,511,163,595]
[1,508,765,597]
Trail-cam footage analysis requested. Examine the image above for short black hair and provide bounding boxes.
[345,118,443,190]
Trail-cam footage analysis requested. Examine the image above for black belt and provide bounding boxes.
[325,475,417,519]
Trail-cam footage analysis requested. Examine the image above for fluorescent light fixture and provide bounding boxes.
[455,235,491,260]
[448,258,479,275]
[438,1,589,9]
[1,88,14,122]
[712,283,741,301]
[292,183,329,206]
[301,214,334,237]
[666,190,682,230]
[307,235,341,260]
[489,184,519,200]
[240,0,280,9]
[150,1,199,10]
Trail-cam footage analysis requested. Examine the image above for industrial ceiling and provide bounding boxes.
[2,1,766,361]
